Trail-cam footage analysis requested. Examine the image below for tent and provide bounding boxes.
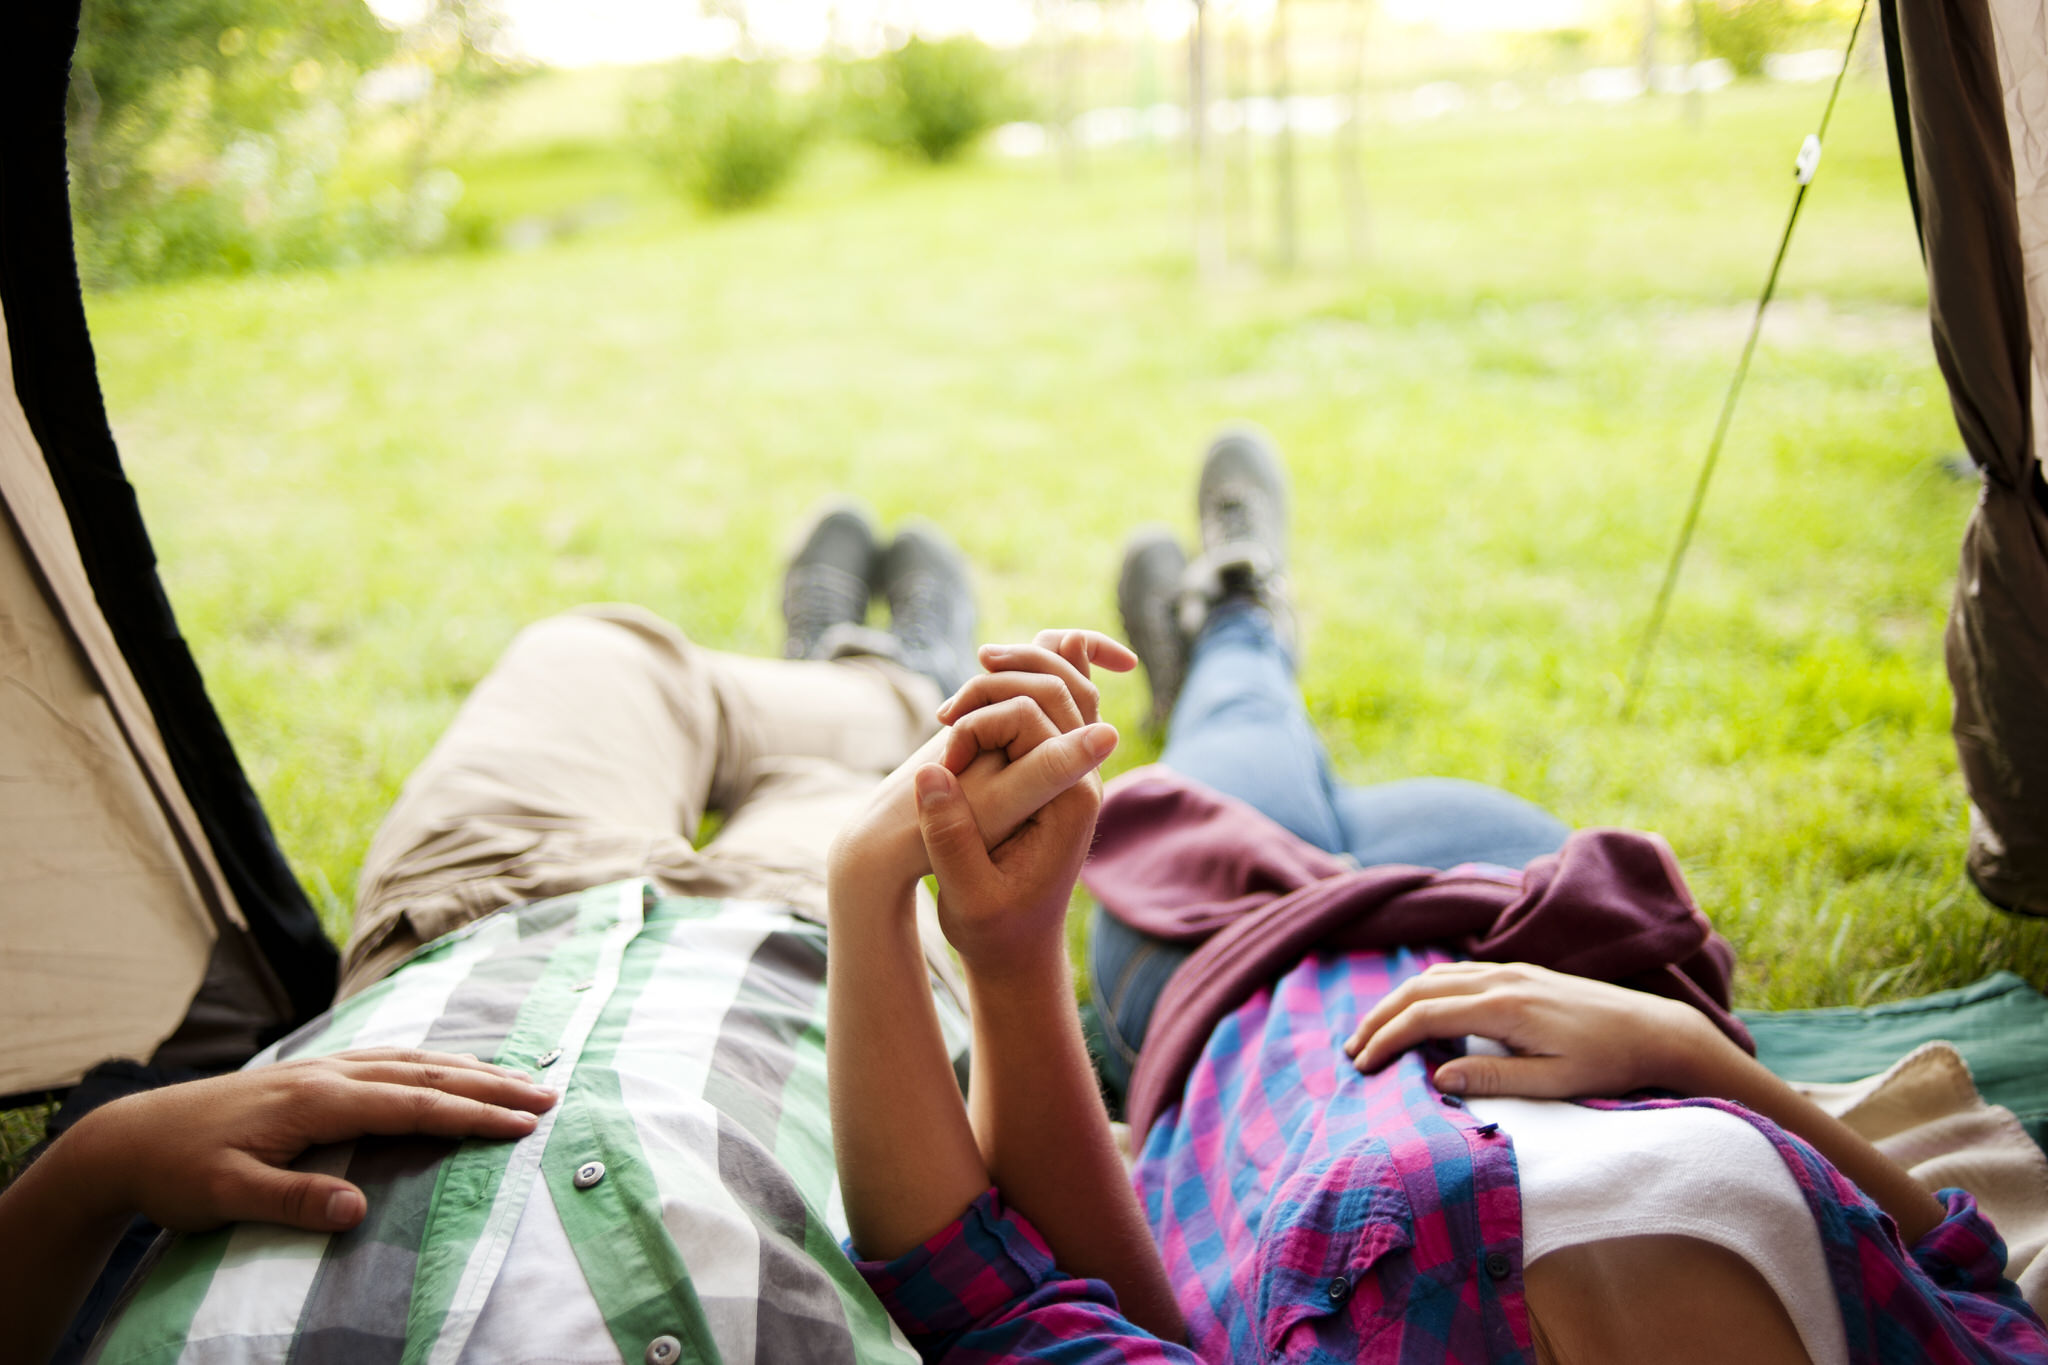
[0,0,2042,1108]
[1,5,336,1109]
[1884,0,2048,919]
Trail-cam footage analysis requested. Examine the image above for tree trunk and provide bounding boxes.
[1338,0,1370,260]
[1272,0,1297,271]
[1226,9,1251,260]
[1190,1,1222,277]
[1639,0,1659,95]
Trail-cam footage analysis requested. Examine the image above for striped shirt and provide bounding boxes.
[89,880,969,1365]
[857,945,2048,1364]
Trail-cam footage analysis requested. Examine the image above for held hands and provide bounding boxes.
[827,631,1135,901]
[63,1049,557,1234]
[916,631,1136,979]
[1343,961,1742,1099]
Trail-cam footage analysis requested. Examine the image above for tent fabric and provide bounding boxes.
[1741,971,2048,1157]
[0,3,336,1100]
[0,306,224,1096]
[1893,0,2048,915]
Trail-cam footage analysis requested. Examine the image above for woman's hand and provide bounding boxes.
[63,1049,558,1234]
[1343,961,1737,1098]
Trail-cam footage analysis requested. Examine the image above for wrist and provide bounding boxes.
[827,828,925,918]
[1657,1014,1759,1099]
[43,1102,143,1226]
[962,943,1073,1003]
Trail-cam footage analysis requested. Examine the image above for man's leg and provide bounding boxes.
[340,604,938,998]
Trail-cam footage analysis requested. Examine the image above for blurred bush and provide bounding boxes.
[636,59,815,212]
[68,0,516,287]
[836,36,1017,165]
[1697,0,1815,77]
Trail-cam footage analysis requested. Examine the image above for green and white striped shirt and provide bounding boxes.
[90,881,970,1365]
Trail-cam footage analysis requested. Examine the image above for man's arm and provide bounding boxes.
[0,1050,557,1363]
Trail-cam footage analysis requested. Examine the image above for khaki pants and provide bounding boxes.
[339,604,950,999]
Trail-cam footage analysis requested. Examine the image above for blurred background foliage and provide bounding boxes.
[66,0,521,285]
[633,59,817,211]
[1698,0,1839,77]
[67,0,1861,278]
[833,36,1023,165]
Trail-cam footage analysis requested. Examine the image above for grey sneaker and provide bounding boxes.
[782,502,881,660]
[881,520,977,694]
[1118,526,1191,730]
[1184,426,1296,650]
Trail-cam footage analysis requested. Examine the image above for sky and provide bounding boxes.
[369,0,1596,68]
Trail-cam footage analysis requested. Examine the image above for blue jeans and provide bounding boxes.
[1084,603,1569,1108]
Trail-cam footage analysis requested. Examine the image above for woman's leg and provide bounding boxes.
[1335,778,1570,872]
[1088,598,1343,1109]
[1156,601,1346,852]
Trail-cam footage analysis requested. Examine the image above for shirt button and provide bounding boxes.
[1475,1122,1501,1138]
[1325,1274,1351,1304]
[1439,1093,1465,1108]
[574,1160,606,1190]
[573,980,595,992]
[1484,1251,1512,1280]
[645,1335,681,1364]
[536,1048,562,1068]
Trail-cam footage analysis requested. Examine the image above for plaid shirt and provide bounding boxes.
[91,881,968,1365]
[857,945,2048,1364]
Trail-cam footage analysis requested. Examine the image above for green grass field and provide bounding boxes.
[75,73,2048,1032]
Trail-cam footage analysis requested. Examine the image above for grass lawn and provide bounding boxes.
[58,71,2048,1105]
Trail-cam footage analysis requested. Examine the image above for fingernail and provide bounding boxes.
[1437,1070,1466,1094]
[914,766,951,808]
[326,1189,365,1225]
[1085,724,1118,759]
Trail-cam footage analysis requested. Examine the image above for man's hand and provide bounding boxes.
[63,1049,558,1234]
[1343,961,1736,1098]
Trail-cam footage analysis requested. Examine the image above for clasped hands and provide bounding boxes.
[828,628,1137,982]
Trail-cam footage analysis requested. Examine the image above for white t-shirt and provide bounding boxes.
[1466,1093,1850,1365]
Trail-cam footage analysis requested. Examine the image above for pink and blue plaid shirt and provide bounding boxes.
[855,945,2048,1363]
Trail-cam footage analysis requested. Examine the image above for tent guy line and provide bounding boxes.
[1623,0,1872,718]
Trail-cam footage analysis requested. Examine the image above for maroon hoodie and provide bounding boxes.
[1080,766,1754,1141]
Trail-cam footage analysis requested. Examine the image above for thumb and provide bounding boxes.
[914,765,996,892]
[1433,1054,1571,1100]
[217,1155,368,1232]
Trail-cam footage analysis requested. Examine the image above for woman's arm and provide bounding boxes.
[926,634,1186,1343]
[824,687,1126,1259]
[0,1050,556,1362]
[829,631,1185,1343]
[1345,961,1947,1242]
